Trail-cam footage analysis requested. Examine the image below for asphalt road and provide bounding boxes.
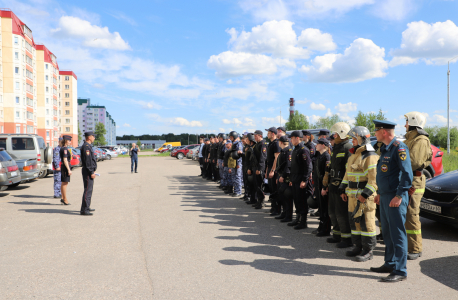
[1,156,457,299]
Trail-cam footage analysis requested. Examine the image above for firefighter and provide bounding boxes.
[404,112,432,260]
[339,126,379,262]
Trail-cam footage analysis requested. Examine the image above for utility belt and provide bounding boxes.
[414,169,423,177]
[348,181,367,189]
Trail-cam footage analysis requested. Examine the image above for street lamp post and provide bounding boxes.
[447,56,458,154]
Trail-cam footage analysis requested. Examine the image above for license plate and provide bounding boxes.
[11,171,17,177]
[420,202,441,213]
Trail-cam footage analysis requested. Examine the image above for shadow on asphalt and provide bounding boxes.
[168,175,384,280]
[11,194,56,199]
[420,256,458,291]
[8,201,62,206]
[18,208,81,215]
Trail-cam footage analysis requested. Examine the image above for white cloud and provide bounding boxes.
[123,123,131,127]
[262,115,287,125]
[132,100,162,110]
[300,38,388,83]
[109,11,137,26]
[208,51,278,77]
[391,21,458,66]
[335,102,357,113]
[310,102,326,110]
[219,128,226,132]
[238,0,289,22]
[222,117,255,127]
[431,114,449,124]
[370,0,416,21]
[227,20,311,59]
[297,28,336,52]
[295,99,310,104]
[52,16,131,50]
[92,83,105,89]
[171,117,203,127]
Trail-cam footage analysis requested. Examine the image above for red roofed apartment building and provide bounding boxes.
[0,9,78,147]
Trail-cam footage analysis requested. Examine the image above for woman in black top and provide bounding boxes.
[316,138,332,236]
[59,135,73,205]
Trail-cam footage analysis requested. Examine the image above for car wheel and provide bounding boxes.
[38,169,48,178]
[423,169,432,180]
[0,185,8,191]
[107,155,111,160]
[177,153,184,159]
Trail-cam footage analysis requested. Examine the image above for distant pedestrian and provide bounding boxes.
[60,135,73,205]
[131,143,140,173]
[53,138,62,199]
[80,131,98,216]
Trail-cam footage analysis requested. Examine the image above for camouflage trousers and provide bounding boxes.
[218,159,224,185]
[231,166,243,194]
[54,171,62,198]
[223,167,232,187]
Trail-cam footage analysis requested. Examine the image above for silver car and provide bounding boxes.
[0,149,22,190]
[7,151,39,185]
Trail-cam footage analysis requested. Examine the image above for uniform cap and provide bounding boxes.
[277,126,286,132]
[204,138,209,142]
[226,140,233,144]
[290,130,303,138]
[265,127,277,134]
[279,135,289,143]
[254,130,263,135]
[84,131,96,137]
[63,135,72,141]
[318,129,330,136]
[302,130,312,136]
[317,138,330,147]
[373,119,396,131]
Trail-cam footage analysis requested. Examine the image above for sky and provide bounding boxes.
[5,0,458,136]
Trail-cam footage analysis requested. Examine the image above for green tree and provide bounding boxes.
[354,109,387,132]
[314,114,345,129]
[77,122,82,145]
[424,126,458,148]
[285,110,310,130]
[94,122,107,146]
[137,138,141,148]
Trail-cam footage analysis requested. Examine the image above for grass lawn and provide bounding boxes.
[442,151,458,173]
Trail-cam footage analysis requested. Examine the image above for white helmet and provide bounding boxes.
[404,111,426,129]
[330,122,351,139]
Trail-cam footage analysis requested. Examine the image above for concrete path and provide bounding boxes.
[1,156,457,299]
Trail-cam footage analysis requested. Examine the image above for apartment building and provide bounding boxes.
[78,98,116,146]
[0,9,78,147]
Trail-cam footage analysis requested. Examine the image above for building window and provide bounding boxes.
[65,127,70,132]
[16,97,20,104]
[14,36,19,44]
[46,120,49,126]
[65,93,69,98]
[16,111,20,119]
[65,76,69,81]
[16,126,20,133]
[0,126,3,133]
[46,109,49,115]
[46,131,49,138]
[45,64,48,69]
[65,119,70,124]
[46,87,49,92]
[46,75,48,81]
[65,102,70,106]
[65,85,69,89]
[15,67,19,74]
[15,52,19,60]
[0,110,3,118]
[16,82,20,90]
[65,110,70,115]
[46,98,49,104]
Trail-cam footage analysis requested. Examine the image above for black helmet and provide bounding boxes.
[247,174,254,184]
[221,134,227,140]
[231,151,241,160]
[261,182,270,194]
[247,133,255,143]
[229,131,239,139]
[307,195,319,209]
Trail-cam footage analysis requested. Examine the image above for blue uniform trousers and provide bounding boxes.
[53,171,62,197]
[218,159,224,185]
[380,192,408,277]
[224,167,232,186]
[231,166,242,194]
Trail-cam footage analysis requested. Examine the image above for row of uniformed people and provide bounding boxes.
[197,111,431,283]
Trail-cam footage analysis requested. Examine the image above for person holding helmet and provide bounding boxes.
[404,112,432,260]
[276,135,293,222]
[314,138,332,237]
[217,134,227,189]
[288,130,312,230]
[251,130,267,208]
[324,122,353,248]
[228,131,244,197]
[339,126,379,262]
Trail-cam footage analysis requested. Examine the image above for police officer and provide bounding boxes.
[229,131,243,197]
[404,112,432,260]
[276,135,293,222]
[241,133,252,201]
[325,122,353,248]
[265,127,281,216]
[212,136,220,182]
[60,135,73,205]
[302,130,317,216]
[217,134,227,189]
[251,130,267,208]
[315,138,332,236]
[202,138,211,179]
[198,137,205,176]
[289,130,312,230]
[80,131,98,216]
[277,126,287,140]
[339,126,379,262]
[223,140,233,194]
[53,138,62,199]
[370,120,413,282]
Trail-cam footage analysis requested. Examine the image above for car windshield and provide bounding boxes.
[6,151,18,159]
[0,150,13,162]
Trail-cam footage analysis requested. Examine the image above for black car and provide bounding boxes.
[420,171,458,228]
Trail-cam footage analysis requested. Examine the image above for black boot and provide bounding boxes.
[281,216,292,223]
[336,238,353,248]
[224,187,233,194]
[287,214,300,226]
[355,249,374,262]
[326,236,341,243]
[345,246,362,257]
[316,231,331,237]
[294,214,307,230]
[376,233,384,244]
[275,212,286,220]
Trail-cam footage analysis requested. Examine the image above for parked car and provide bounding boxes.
[187,146,200,159]
[420,170,458,228]
[7,151,38,185]
[0,149,22,190]
[93,148,103,161]
[102,148,118,159]
[98,148,107,161]
[172,144,199,159]
[192,149,199,161]
[69,148,81,167]
[0,134,51,178]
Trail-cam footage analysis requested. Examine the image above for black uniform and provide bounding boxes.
[327,139,352,243]
[59,146,72,182]
[250,140,267,207]
[290,142,312,222]
[315,150,331,234]
[266,139,281,213]
[202,144,210,179]
[210,142,219,181]
[80,141,97,213]
[242,144,251,198]
[276,145,293,219]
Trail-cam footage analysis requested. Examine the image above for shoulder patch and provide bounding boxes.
[86,150,90,156]
[361,150,378,160]
[398,147,405,152]
[301,147,304,149]
[399,151,407,161]
[302,153,307,160]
